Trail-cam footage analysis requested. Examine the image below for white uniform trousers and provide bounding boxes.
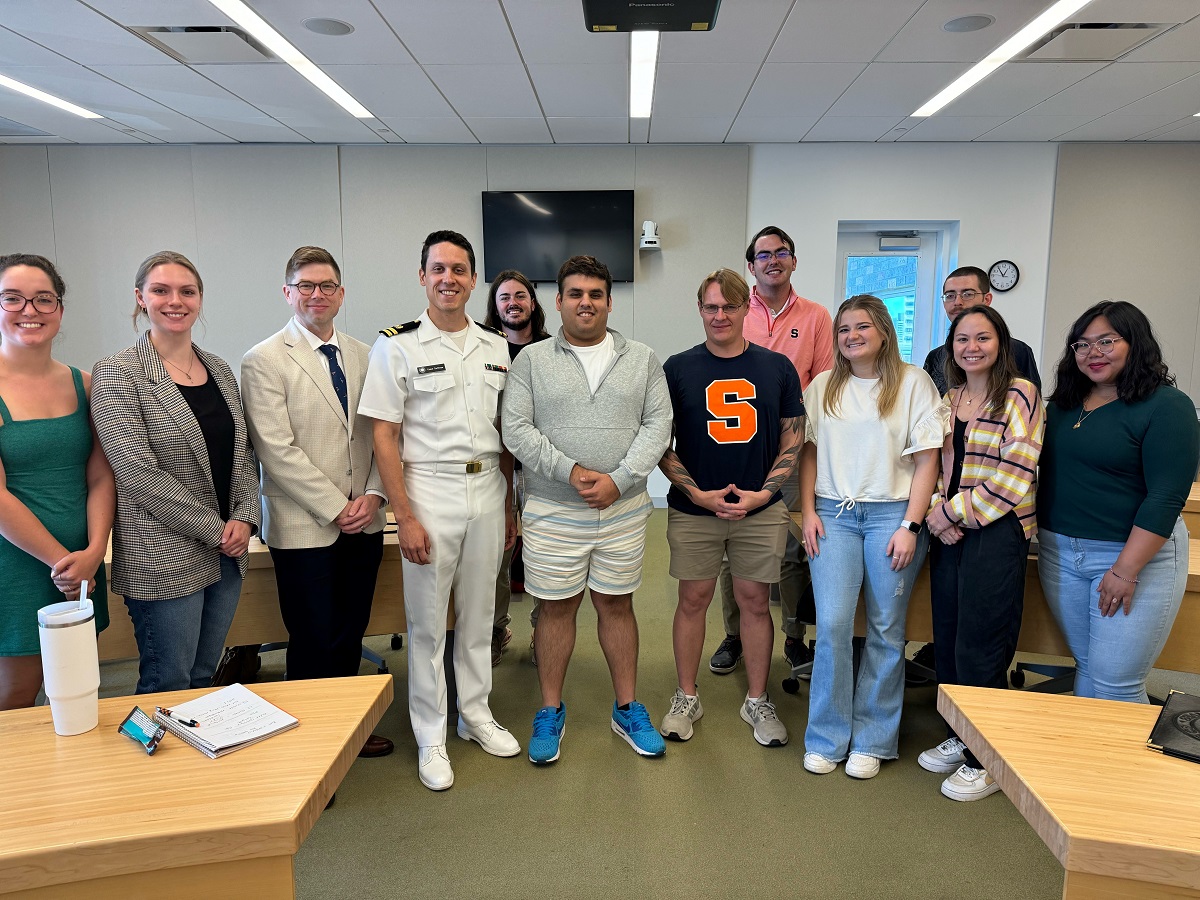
[402,465,506,747]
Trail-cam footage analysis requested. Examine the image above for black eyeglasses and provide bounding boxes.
[0,291,62,313]
[753,248,793,262]
[1070,337,1123,357]
[287,281,341,296]
[942,289,982,303]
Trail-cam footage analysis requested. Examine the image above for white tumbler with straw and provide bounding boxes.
[37,581,100,736]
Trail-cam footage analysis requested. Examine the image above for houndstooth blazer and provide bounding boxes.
[91,332,261,600]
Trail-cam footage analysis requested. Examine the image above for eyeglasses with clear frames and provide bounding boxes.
[0,291,62,313]
[753,248,793,263]
[1070,337,1123,356]
[942,289,982,303]
[700,303,745,317]
[287,281,341,296]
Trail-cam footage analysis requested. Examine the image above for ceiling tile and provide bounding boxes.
[379,116,477,143]
[974,114,1098,140]
[648,116,734,142]
[82,0,232,27]
[464,117,552,143]
[1,134,72,143]
[1028,61,1200,115]
[1148,118,1200,139]
[322,65,454,117]
[1073,0,1200,24]
[769,0,925,63]
[92,64,274,121]
[191,116,309,142]
[0,92,147,141]
[193,63,365,119]
[658,0,792,63]
[0,23,81,65]
[423,64,541,118]
[1057,113,1183,140]
[726,116,818,142]
[877,0,1059,63]
[897,115,1010,140]
[1111,71,1200,116]
[547,117,629,143]
[504,0,626,64]
[527,64,627,118]
[246,0,414,65]
[629,118,649,143]
[826,62,969,116]
[802,116,903,141]
[1,0,174,65]
[941,62,1106,116]
[740,63,867,117]
[371,0,519,65]
[652,63,760,118]
[275,117,383,143]
[1122,17,1200,62]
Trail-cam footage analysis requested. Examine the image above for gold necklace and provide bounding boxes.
[1074,394,1115,429]
[162,350,197,383]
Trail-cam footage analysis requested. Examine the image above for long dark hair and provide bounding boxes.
[484,269,547,340]
[943,305,1019,411]
[1049,300,1174,408]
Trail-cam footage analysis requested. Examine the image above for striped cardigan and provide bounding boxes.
[928,378,1044,538]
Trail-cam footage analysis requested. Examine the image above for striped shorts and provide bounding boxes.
[520,491,654,600]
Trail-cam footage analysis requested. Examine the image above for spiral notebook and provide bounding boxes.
[153,683,299,759]
[1146,690,1200,764]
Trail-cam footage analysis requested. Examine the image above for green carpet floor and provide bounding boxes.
[96,509,1199,899]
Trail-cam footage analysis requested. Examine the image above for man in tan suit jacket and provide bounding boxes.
[241,246,392,759]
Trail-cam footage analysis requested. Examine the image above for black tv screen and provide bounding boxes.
[482,190,635,284]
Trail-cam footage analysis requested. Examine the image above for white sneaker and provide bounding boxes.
[918,737,967,774]
[803,752,838,774]
[845,752,881,779]
[418,744,454,791]
[941,764,1001,801]
[740,693,788,747]
[457,718,521,757]
[659,688,703,741]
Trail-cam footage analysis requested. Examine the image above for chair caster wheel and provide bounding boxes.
[390,634,403,651]
[782,677,800,694]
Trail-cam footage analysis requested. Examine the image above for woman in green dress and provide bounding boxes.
[0,254,114,710]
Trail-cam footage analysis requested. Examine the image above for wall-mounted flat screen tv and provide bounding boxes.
[482,190,635,284]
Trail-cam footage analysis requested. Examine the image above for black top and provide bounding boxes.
[663,342,804,517]
[923,338,1041,397]
[947,415,969,497]
[178,370,235,521]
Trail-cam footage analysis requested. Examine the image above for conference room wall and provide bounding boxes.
[1045,143,1200,405]
[746,142,1059,371]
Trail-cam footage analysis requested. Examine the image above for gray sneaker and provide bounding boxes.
[659,688,703,741]
[740,694,788,747]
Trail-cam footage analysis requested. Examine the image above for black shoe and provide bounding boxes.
[709,634,743,674]
[906,642,936,686]
[784,637,813,681]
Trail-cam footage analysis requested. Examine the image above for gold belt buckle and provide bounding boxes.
[465,460,483,474]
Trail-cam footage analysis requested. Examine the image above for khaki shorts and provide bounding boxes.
[666,501,789,583]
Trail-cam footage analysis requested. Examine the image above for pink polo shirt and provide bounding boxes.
[743,286,834,390]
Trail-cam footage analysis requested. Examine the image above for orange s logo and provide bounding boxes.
[706,379,758,444]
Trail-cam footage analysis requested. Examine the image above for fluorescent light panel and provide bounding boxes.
[912,0,1095,117]
[630,30,659,119]
[206,0,373,118]
[0,73,102,118]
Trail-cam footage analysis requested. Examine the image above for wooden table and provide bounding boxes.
[939,684,1200,899]
[0,675,392,899]
[1185,482,1200,535]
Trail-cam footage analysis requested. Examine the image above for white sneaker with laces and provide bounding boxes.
[803,752,838,774]
[418,744,454,791]
[659,688,703,741]
[918,737,967,774]
[457,718,521,757]
[740,693,788,747]
[941,764,1001,801]
[845,752,881,779]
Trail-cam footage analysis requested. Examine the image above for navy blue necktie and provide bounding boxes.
[317,344,348,416]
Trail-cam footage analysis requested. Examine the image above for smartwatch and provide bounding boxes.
[900,519,921,534]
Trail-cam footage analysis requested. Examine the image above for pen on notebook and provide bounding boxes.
[156,706,199,727]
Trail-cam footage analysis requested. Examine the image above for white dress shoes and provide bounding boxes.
[457,717,521,757]
[418,744,454,791]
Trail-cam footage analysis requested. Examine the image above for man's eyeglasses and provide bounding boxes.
[287,281,341,296]
[0,291,62,313]
[942,289,982,303]
[700,303,745,316]
[1070,337,1123,357]
[753,248,793,263]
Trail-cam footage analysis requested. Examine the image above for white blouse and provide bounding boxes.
[805,365,948,503]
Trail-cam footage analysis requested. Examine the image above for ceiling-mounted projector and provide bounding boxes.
[582,0,721,32]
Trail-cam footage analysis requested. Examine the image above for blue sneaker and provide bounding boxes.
[529,703,566,765]
[611,700,666,757]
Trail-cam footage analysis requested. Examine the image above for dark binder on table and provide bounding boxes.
[1146,690,1200,764]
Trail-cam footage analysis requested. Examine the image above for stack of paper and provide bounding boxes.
[153,683,299,758]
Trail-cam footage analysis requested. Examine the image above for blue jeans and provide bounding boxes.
[124,555,244,693]
[806,497,927,760]
[1038,519,1187,703]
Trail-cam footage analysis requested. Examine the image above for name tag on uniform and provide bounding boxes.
[417,364,447,374]
[484,363,508,373]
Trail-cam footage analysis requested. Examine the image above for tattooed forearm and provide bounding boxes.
[760,416,805,494]
[659,448,700,492]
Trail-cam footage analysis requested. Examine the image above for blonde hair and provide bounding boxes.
[823,294,905,419]
[132,251,203,328]
[696,268,750,307]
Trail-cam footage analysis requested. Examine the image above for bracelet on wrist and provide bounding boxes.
[1109,567,1139,585]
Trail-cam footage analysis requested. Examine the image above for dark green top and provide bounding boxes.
[1038,384,1198,542]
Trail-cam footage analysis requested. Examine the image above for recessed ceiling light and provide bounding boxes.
[303,18,354,37]
[0,72,102,118]
[944,15,995,33]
